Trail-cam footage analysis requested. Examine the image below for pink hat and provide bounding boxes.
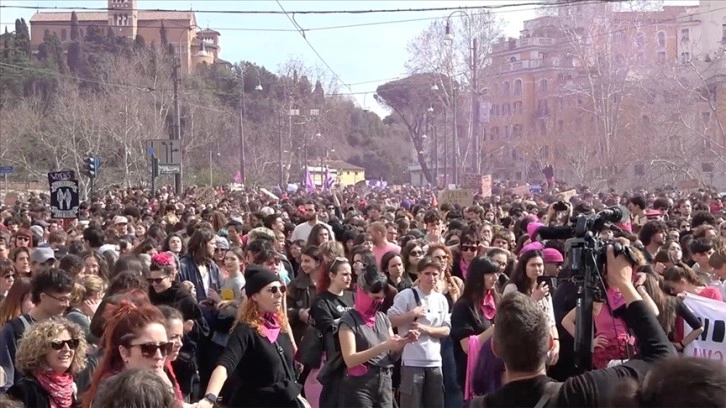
[543,248,564,264]
[520,241,544,256]
[527,222,544,240]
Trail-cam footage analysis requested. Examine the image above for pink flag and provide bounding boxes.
[233,170,242,183]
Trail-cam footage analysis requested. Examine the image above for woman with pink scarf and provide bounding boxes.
[450,256,501,401]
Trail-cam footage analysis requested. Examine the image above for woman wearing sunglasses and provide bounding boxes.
[198,265,305,408]
[83,301,188,408]
[7,319,87,408]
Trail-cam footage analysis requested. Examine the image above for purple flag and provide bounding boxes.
[323,167,335,190]
[304,167,316,192]
[233,170,242,184]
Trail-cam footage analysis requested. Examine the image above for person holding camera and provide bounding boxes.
[469,245,675,407]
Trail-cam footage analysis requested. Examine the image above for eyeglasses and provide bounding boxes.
[130,342,174,358]
[268,285,287,294]
[16,237,30,242]
[461,245,478,252]
[146,276,169,285]
[409,250,424,257]
[44,292,71,303]
[2,273,14,280]
[50,339,80,351]
[434,255,450,261]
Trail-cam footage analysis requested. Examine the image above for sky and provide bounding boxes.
[0,0,698,117]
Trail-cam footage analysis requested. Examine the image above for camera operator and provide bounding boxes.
[469,245,675,407]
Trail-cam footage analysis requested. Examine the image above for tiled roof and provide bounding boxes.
[30,10,194,22]
[612,6,697,23]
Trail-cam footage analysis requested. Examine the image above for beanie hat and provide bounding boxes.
[244,265,281,297]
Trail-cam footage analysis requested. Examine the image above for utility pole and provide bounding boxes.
[444,110,449,187]
[172,60,182,195]
[279,112,284,187]
[238,74,246,185]
[472,37,480,175]
[433,115,438,187]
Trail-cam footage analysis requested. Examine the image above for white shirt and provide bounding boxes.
[504,283,556,327]
[290,221,334,243]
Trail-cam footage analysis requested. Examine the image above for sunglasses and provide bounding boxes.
[130,342,174,358]
[2,273,14,279]
[330,256,349,269]
[461,245,478,252]
[409,250,424,257]
[268,285,287,294]
[146,277,168,285]
[51,339,80,351]
[16,237,30,242]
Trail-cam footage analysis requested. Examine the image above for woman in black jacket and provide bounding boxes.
[8,319,87,408]
[197,266,303,408]
[147,252,208,399]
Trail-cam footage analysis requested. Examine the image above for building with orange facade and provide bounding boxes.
[482,1,726,188]
[29,0,223,73]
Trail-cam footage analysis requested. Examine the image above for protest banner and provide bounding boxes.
[560,189,577,202]
[438,189,474,207]
[684,293,726,363]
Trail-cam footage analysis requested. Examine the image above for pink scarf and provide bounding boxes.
[33,370,74,408]
[354,287,383,327]
[260,313,281,343]
[460,259,471,279]
[480,290,496,321]
[464,335,482,401]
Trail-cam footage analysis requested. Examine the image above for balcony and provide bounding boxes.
[494,36,557,53]
[498,59,551,73]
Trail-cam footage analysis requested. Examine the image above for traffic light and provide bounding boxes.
[83,154,97,178]
[151,155,159,179]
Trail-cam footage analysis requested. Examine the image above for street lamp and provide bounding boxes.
[444,10,480,185]
[238,65,264,185]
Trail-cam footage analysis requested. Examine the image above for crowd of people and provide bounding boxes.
[0,181,723,408]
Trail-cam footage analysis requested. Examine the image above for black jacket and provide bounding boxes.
[286,272,317,344]
[7,375,80,408]
[149,282,209,354]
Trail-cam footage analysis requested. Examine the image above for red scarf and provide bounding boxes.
[33,370,74,408]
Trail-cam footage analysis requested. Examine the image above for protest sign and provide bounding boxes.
[684,294,726,363]
[438,189,474,207]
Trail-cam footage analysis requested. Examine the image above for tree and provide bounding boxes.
[160,22,168,49]
[406,12,503,175]
[134,34,146,50]
[376,73,449,183]
[13,19,31,58]
[70,11,80,41]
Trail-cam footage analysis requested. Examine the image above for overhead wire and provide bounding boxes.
[274,0,355,94]
[2,1,717,109]
[0,2,602,15]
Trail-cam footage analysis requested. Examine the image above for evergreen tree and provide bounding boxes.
[70,11,80,41]
[105,27,118,53]
[160,22,168,48]
[47,33,67,73]
[134,34,145,51]
[67,41,84,73]
[84,25,104,45]
[14,18,31,58]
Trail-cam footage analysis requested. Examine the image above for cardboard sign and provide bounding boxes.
[196,187,217,206]
[438,189,474,207]
[481,174,492,197]
[684,294,726,363]
[560,189,577,202]
[3,192,19,206]
[677,179,700,191]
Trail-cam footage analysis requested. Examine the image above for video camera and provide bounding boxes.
[535,206,636,371]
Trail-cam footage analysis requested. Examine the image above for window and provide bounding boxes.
[657,31,666,48]
[537,99,549,116]
[558,98,565,111]
[513,79,523,96]
[680,52,690,64]
[61,29,67,41]
[636,32,645,48]
[504,125,511,138]
[513,101,523,114]
[491,127,499,140]
[681,28,690,42]
[657,51,666,63]
[503,103,511,116]
[614,30,625,43]
[512,124,523,137]
[510,56,517,62]
[539,79,548,93]
[482,128,487,141]
[722,24,726,44]
[503,81,510,96]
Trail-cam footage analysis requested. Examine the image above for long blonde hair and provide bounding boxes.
[231,297,289,336]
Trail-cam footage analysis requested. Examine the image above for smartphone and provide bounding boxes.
[536,276,549,286]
